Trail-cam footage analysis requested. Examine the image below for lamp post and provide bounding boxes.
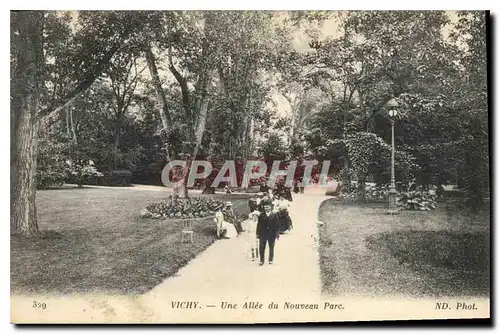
[386,98,399,214]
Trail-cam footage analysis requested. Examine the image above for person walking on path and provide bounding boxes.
[243,211,261,261]
[256,201,281,265]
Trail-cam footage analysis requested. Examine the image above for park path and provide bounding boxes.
[135,192,329,323]
[12,185,491,323]
[12,190,333,324]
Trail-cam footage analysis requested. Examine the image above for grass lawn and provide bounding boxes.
[11,187,250,296]
[317,200,490,298]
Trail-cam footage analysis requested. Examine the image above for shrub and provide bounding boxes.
[108,170,132,186]
[397,191,437,211]
[36,138,68,189]
[335,132,419,188]
[144,196,225,219]
[66,160,103,187]
[366,184,389,200]
[36,168,66,189]
[336,183,389,202]
[335,191,357,203]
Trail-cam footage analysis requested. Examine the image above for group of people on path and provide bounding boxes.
[213,187,294,265]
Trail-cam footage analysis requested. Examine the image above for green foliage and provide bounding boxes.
[335,185,438,211]
[36,169,66,190]
[461,132,489,208]
[336,132,419,187]
[335,167,356,193]
[303,10,489,209]
[108,170,133,187]
[144,196,224,219]
[367,184,390,200]
[345,132,385,179]
[27,11,489,211]
[258,133,287,160]
[397,191,437,211]
[66,160,103,187]
[451,12,489,209]
[336,183,389,203]
[36,135,69,189]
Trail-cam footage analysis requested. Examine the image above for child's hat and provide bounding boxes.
[249,211,260,218]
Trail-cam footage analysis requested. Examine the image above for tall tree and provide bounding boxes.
[144,46,172,160]
[11,10,150,235]
[142,11,295,194]
[303,11,462,200]
[450,11,489,207]
[11,11,45,235]
[105,51,143,169]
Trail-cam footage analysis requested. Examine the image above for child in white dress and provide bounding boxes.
[244,211,260,260]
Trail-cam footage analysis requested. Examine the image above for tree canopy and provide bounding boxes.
[10,10,490,235]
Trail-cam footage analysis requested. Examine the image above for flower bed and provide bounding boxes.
[397,191,437,211]
[142,196,224,219]
[333,185,438,210]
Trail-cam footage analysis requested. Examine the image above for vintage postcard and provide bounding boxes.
[10,10,490,324]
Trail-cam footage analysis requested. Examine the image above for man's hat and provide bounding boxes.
[225,201,232,206]
[261,200,273,206]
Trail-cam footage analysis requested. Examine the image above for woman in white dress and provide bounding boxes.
[214,204,238,239]
[243,211,260,261]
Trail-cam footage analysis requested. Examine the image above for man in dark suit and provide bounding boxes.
[256,201,281,265]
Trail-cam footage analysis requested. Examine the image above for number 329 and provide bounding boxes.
[33,301,46,310]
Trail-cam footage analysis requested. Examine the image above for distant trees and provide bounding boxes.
[299,11,489,205]
[11,11,152,235]
[10,10,489,236]
[11,11,298,234]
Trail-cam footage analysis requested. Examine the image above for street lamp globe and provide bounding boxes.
[386,98,399,118]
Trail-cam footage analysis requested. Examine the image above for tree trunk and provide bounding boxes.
[168,50,193,198]
[145,46,172,160]
[113,123,121,170]
[168,47,193,139]
[343,156,351,193]
[357,177,366,203]
[289,111,296,148]
[248,116,255,155]
[179,75,212,198]
[173,181,188,198]
[11,110,40,236]
[65,107,71,139]
[66,105,78,162]
[241,112,253,189]
[192,111,207,159]
[69,107,77,145]
[11,11,44,236]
